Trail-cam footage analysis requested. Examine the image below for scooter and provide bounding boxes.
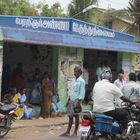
[0,103,18,138]
[79,106,140,140]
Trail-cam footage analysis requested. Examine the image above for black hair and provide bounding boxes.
[129,73,136,82]
[137,73,140,81]
[119,69,124,74]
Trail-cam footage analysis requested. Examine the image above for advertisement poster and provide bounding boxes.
[135,54,140,72]
[68,60,82,79]
[122,59,131,83]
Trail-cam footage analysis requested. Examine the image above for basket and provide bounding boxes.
[95,114,113,133]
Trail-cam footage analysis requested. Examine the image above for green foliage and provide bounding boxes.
[68,0,99,21]
[39,2,66,17]
[0,0,38,16]
[108,9,133,21]
[128,0,140,37]
[128,0,140,24]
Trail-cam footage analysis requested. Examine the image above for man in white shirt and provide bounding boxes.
[114,73,125,107]
[92,70,135,131]
[114,73,125,90]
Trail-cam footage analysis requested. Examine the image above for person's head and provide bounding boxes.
[101,70,112,81]
[5,94,13,103]
[103,60,108,67]
[137,73,140,81]
[10,87,17,96]
[118,73,124,81]
[119,69,124,74]
[129,73,136,82]
[61,61,65,70]
[74,66,82,78]
[20,88,26,95]
[43,72,49,79]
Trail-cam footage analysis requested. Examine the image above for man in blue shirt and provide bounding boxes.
[60,66,85,137]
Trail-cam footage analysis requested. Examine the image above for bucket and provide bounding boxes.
[95,114,113,133]
[111,122,120,134]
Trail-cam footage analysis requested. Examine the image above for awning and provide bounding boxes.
[1,27,140,53]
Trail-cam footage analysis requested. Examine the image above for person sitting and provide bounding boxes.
[9,87,24,119]
[18,88,33,119]
[92,70,137,138]
[51,93,62,117]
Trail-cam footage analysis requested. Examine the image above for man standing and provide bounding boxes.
[92,70,135,135]
[60,66,85,137]
[114,73,125,107]
[114,73,125,90]
[122,73,140,101]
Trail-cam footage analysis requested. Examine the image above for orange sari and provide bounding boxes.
[40,78,53,118]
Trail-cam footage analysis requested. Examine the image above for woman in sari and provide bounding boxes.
[40,72,53,118]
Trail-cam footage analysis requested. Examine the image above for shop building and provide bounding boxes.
[0,15,140,112]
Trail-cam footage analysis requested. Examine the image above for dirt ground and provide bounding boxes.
[3,125,67,140]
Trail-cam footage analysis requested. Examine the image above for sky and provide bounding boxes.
[30,0,130,12]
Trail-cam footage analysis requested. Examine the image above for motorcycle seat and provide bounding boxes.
[0,104,17,115]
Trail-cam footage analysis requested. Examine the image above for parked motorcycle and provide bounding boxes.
[79,105,140,140]
[0,103,17,138]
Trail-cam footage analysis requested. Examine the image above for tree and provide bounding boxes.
[68,0,99,21]
[128,0,140,38]
[38,2,66,17]
[0,0,38,16]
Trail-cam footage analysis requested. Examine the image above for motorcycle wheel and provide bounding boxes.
[127,122,140,140]
[81,136,87,140]
[0,127,10,138]
[0,114,14,138]
[86,131,111,140]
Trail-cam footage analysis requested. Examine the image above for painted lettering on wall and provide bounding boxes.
[72,22,115,38]
[15,17,70,31]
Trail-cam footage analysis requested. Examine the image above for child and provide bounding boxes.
[51,93,62,116]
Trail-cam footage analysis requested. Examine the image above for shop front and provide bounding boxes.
[0,16,140,112]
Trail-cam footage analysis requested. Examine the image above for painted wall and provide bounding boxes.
[0,45,3,100]
[0,28,3,100]
[57,47,84,112]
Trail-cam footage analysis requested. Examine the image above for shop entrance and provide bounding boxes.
[2,42,53,101]
[84,49,118,102]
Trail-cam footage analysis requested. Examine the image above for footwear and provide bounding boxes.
[59,132,70,137]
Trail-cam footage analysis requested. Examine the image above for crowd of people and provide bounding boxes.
[2,63,62,120]
[2,61,140,138]
[60,61,140,138]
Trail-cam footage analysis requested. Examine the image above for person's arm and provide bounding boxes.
[78,80,85,101]
[66,96,70,107]
[120,96,135,105]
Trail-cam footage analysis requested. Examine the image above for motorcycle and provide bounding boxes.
[0,103,18,138]
[79,105,140,140]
